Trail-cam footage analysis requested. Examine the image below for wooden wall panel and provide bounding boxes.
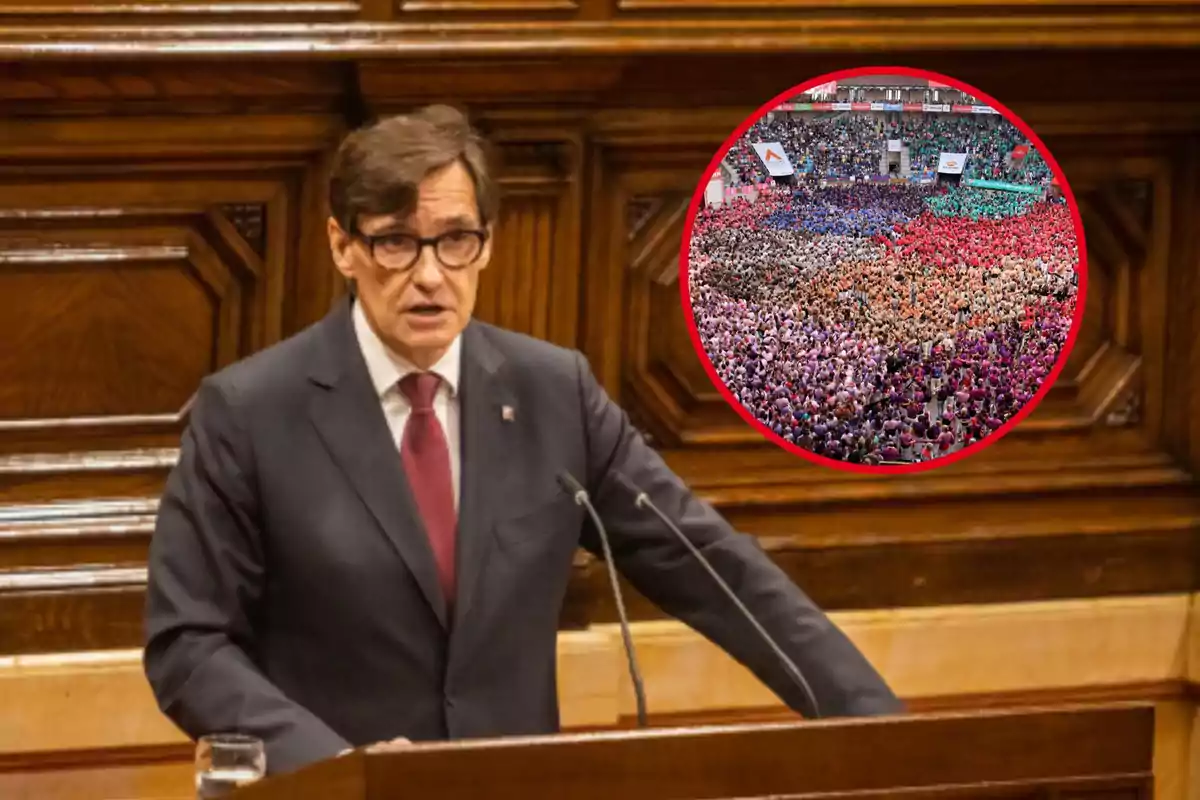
[0,15,1194,799]
[0,595,1191,799]
[479,194,557,337]
[472,136,583,346]
[0,86,351,656]
[0,247,213,420]
[0,183,282,456]
[0,35,1196,656]
[1162,137,1200,476]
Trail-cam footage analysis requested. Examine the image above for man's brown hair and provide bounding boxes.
[328,105,498,232]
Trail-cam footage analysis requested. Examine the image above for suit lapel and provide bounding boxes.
[306,298,449,629]
[453,322,514,628]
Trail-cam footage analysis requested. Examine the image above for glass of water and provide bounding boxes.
[195,733,266,798]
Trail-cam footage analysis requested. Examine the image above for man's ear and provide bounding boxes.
[477,221,496,270]
[327,216,355,278]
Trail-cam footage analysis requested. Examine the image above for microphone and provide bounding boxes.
[612,472,822,720]
[556,471,648,729]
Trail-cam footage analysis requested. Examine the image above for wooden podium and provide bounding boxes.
[231,704,1154,799]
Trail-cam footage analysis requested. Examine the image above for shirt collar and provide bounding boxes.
[352,299,462,399]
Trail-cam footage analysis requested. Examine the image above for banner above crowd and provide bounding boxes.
[776,101,1000,115]
[937,153,967,175]
[962,178,1044,195]
[720,184,763,203]
[751,141,795,176]
[705,172,724,206]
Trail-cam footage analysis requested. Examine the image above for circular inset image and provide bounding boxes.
[683,67,1085,473]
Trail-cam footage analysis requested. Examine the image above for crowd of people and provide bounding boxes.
[688,182,1078,465]
[726,115,885,184]
[892,115,1052,185]
[724,110,1052,187]
[766,184,928,237]
[924,185,1039,219]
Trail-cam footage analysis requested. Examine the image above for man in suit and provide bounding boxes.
[144,104,902,777]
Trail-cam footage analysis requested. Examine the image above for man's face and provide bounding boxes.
[328,160,492,369]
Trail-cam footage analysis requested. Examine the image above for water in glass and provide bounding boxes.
[195,733,266,799]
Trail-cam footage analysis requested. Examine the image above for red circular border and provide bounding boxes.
[679,65,1089,475]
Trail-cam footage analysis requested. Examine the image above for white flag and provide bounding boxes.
[751,142,795,177]
[937,152,967,175]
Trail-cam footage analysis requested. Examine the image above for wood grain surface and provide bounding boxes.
[0,16,1196,661]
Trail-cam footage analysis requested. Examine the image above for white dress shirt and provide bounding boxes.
[352,300,462,510]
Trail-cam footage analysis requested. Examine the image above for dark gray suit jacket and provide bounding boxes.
[144,296,901,776]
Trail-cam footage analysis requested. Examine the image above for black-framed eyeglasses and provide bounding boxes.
[353,228,489,272]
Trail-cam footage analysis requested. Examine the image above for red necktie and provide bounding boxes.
[398,373,457,604]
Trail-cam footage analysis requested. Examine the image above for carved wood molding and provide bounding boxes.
[1,443,1196,652]
[1161,136,1200,477]
[461,120,584,349]
[1,16,1200,57]
[0,105,347,459]
[0,1,361,25]
[0,498,157,572]
[0,62,348,118]
[0,114,342,160]
[358,61,625,108]
[0,202,279,449]
[602,682,1186,733]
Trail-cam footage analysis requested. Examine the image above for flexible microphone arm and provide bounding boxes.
[614,472,822,720]
[556,471,648,729]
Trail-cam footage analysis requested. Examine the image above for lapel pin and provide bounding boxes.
[501,405,515,422]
